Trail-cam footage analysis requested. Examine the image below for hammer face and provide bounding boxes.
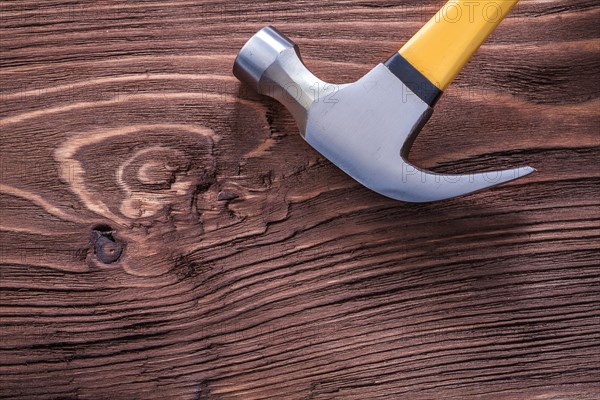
[234,26,329,134]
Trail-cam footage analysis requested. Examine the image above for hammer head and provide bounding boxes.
[233,27,534,203]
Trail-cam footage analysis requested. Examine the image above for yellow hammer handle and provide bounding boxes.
[400,0,519,90]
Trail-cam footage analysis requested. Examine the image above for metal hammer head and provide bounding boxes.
[233,27,534,203]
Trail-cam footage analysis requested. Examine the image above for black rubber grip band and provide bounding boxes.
[383,53,442,107]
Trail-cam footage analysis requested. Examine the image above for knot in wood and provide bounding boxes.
[91,226,123,264]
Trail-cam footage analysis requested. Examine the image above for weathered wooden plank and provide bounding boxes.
[1,1,599,399]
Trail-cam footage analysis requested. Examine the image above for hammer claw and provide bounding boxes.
[382,164,536,203]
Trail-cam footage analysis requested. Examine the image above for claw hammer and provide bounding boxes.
[233,0,535,202]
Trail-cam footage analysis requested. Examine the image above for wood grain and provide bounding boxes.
[1,1,599,399]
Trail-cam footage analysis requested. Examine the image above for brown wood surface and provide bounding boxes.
[1,1,599,399]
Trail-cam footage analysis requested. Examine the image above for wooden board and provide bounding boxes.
[1,1,599,398]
